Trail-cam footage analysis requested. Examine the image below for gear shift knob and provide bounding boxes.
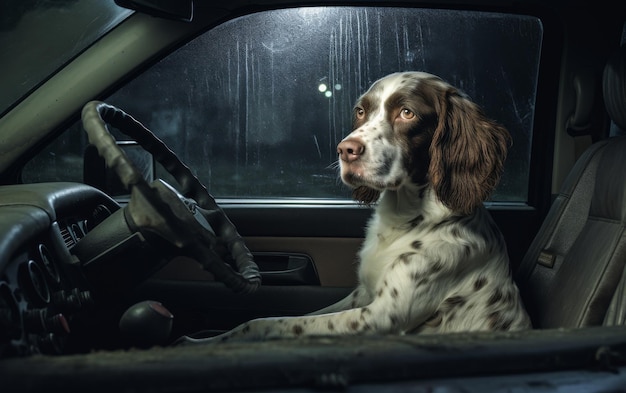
[119,300,173,348]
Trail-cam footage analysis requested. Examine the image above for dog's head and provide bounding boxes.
[337,72,511,214]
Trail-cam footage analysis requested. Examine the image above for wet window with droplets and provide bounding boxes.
[28,7,543,202]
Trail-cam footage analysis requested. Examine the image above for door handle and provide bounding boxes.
[253,252,320,285]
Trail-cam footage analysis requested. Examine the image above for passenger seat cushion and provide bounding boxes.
[517,136,626,329]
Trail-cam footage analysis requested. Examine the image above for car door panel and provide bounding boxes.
[140,204,537,336]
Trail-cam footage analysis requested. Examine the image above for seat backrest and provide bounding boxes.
[516,44,626,329]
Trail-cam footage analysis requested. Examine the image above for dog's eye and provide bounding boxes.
[355,107,365,119]
[400,108,415,120]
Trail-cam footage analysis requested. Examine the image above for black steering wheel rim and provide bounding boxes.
[81,100,261,293]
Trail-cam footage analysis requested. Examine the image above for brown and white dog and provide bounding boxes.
[185,71,531,343]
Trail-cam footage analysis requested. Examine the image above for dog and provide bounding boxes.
[182,71,531,344]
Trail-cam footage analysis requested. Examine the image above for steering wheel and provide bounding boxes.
[79,101,261,294]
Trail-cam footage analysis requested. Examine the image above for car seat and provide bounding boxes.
[515,44,626,329]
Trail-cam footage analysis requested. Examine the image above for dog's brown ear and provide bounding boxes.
[428,89,511,215]
[352,186,381,205]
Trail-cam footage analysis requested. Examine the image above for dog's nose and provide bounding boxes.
[337,139,365,162]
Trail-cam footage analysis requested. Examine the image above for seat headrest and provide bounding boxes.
[603,44,626,131]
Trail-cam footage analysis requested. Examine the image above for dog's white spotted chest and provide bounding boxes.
[358,217,397,293]
[357,191,442,296]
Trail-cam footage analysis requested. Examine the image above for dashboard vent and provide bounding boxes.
[60,226,75,248]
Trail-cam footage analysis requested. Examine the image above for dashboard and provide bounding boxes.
[0,181,351,358]
[0,182,120,356]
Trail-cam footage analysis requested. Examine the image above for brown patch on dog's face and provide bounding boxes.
[337,72,446,198]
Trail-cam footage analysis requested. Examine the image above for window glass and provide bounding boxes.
[0,1,131,115]
[24,7,542,202]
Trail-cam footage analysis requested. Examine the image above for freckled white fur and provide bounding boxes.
[353,184,530,334]
[185,72,531,344]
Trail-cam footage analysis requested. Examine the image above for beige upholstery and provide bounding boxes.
[516,44,626,329]
[516,137,626,328]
